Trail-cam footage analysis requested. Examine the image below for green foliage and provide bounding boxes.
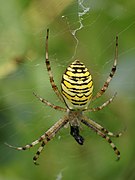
[0,0,135,180]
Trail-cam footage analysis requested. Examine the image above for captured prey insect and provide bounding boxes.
[6,29,124,165]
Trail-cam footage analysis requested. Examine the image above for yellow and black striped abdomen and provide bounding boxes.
[61,60,93,110]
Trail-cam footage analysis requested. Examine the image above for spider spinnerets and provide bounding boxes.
[6,29,124,165]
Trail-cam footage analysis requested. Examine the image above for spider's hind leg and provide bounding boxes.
[70,126,84,145]
[81,118,120,160]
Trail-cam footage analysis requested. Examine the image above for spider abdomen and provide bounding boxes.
[61,60,93,110]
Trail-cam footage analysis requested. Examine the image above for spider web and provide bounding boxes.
[0,1,135,180]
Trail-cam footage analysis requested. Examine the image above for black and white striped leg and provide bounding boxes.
[45,29,64,102]
[33,92,66,112]
[6,118,69,165]
[88,93,117,112]
[5,134,48,151]
[82,117,123,138]
[32,117,68,165]
[92,36,118,101]
[33,140,48,165]
[81,118,120,160]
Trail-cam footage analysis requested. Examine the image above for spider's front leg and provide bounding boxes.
[92,35,118,101]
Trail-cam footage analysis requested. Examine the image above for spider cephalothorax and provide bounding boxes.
[6,29,124,165]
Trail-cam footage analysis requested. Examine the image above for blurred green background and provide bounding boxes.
[0,0,135,180]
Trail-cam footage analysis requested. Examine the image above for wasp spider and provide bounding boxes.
[6,29,124,165]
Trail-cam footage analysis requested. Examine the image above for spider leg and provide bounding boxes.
[87,93,117,112]
[33,117,68,165]
[33,92,66,112]
[5,134,47,150]
[82,116,123,138]
[92,36,118,101]
[5,118,68,157]
[33,140,47,165]
[81,118,120,160]
[45,29,64,102]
